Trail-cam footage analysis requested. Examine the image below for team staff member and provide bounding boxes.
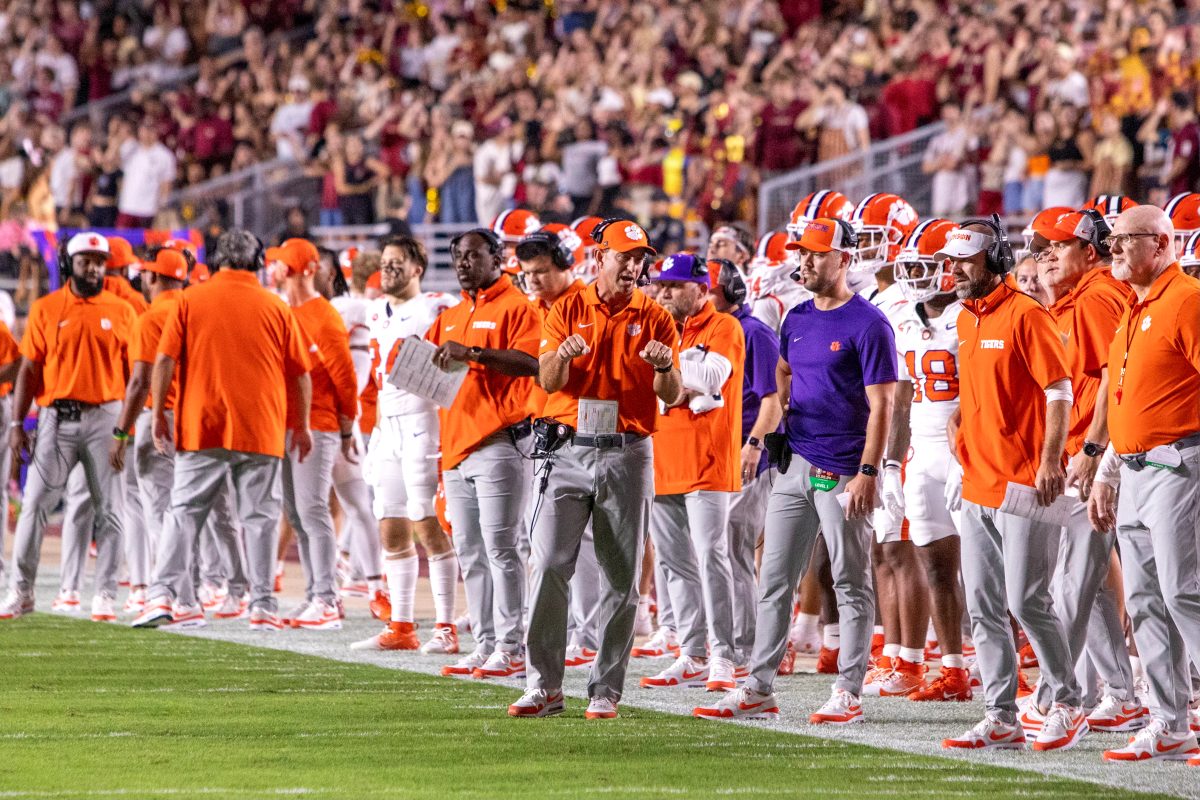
[269,238,359,630]
[427,229,541,679]
[0,233,137,621]
[694,218,896,725]
[0,321,24,588]
[641,254,744,693]
[508,219,680,720]
[709,259,779,672]
[1029,210,1142,732]
[936,220,1084,753]
[132,230,313,630]
[517,230,599,668]
[1089,205,1200,762]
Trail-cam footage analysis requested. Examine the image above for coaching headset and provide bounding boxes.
[1078,208,1113,260]
[789,218,859,282]
[961,213,1017,275]
[515,230,574,271]
[709,257,747,305]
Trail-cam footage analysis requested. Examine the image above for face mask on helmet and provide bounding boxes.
[893,254,954,303]
[851,225,903,273]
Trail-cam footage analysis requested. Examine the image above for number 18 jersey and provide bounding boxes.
[895,300,962,442]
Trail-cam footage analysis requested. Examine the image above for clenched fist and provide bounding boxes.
[557,334,591,360]
[639,340,673,370]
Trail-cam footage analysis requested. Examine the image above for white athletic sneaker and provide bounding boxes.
[441,648,490,677]
[0,589,34,619]
[420,623,460,655]
[123,587,146,615]
[213,594,249,620]
[1103,719,1199,762]
[131,597,173,628]
[585,697,618,719]
[706,657,737,692]
[281,599,311,628]
[693,686,780,720]
[165,603,207,630]
[90,594,117,622]
[639,655,709,688]
[631,627,680,658]
[1087,695,1149,733]
[51,588,82,614]
[508,688,565,718]
[943,712,1025,750]
[473,650,526,679]
[293,598,342,630]
[634,600,653,637]
[809,687,864,725]
[563,645,597,668]
[1033,703,1087,751]
[198,581,227,611]
[248,607,284,631]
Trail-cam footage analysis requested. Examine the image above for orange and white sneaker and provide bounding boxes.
[877,659,927,698]
[165,602,206,629]
[281,600,310,628]
[420,623,459,655]
[1019,703,1045,739]
[214,594,249,620]
[2,590,36,619]
[943,712,1025,750]
[816,646,839,675]
[777,642,797,676]
[368,590,391,622]
[442,648,489,677]
[1018,643,1038,669]
[294,598,342,630]
[706,657,737,692]
[1103,719,1199,762]
[131,597,172,628]
[861,656,893,696]
[585,697,618,719]
[351,621,419,651]
[248,607,284,632]
[123,587,146,616]
[473,650,526,679]
[1087,695,1149,733]
[1189,702,1199,733]
[198,582,227,611]
[632,627,680,659]
[1033,704,1087,751]
[508,688,565,718]
[870,632,884,662]
[90,594,117,622]
[641,655,709,688]
[694,686,780,720]
[909,667,973,702]
[564,645,597,668]
[810,687,863,725]
[51,588,82,614]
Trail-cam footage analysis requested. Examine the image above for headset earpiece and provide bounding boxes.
[518,231,573,271]
[834,219,859,251]
[965,215,1015,275]
[1079,208,1112,258]
[709,258,747,305]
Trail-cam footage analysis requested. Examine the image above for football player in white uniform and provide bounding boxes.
[351,236,462,654]
[747,230,811,334]
[885,218,972,702]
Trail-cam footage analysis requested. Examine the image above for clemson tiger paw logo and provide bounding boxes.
[624,225,644,241]
[829,341,841,352]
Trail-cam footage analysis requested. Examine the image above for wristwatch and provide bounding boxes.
[746,436,763,450]
[112,426,130,441]
[859,464,879,477]
[653,364,672,373]
[1082,441,1104,458]
[466,346,483,361]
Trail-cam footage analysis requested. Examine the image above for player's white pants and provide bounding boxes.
[369,412,438,521]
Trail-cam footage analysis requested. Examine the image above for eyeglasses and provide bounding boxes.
[1102,233,1160,249]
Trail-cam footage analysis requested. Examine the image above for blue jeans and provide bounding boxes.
[319,208,344,227]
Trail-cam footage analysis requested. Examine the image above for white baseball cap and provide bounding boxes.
[934,228,994,261]
[66,232,111,258]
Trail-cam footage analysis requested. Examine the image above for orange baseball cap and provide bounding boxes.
[266,238,320,275]
[141,249,189,280]
[1048,210,1101,243]
[106,236,138,270]
[1026,206,1074,240]
[594,220,657,256]
[190,262,211,283]
[784,217,857,253]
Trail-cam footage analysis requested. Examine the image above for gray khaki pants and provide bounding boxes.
[526,437,653,702]
[0,396,12,584]
[748,458,874,697]
[443,432,529,655]
[282,431,339,604]
[147,448,282,613]
[567,519,602,651]
[651,491,736,662]
[10,403,122,597]
[960,502,1081,717]
[332,447,381,580]
[1036,493,1133,709]
[58,461,126,594]
[728,471,771,662]
[1117,440,1200,731]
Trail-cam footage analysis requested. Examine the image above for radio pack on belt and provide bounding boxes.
[763,432,792,474]
[532,417,574,458]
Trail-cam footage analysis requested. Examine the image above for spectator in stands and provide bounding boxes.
[87,147,122,228]
[425,120,476,225]
[1162,91,1200,197]
[924,105,976,218]
[333,133,388,227]
[474,117,521,226]
[1090,111,1134,198]
[560,118,606,218]
[204,0,248,56]
[1043,105,1092,209]
[49,123,94,224]
[117,120,177,228]
[753,76,811,177]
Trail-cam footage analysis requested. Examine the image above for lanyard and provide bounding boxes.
[1114,304,1148,406]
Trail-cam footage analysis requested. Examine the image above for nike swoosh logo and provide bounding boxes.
[59,321,70,328]
[412,431,425,437]
[399,316,411,322]
[792,337,803,342]
[739,701,764,710]
[681,670,703,680]
[1114,326,1124,334]
[959,340,966,346]
[989,730,1015,741]
[445,325,456,331]
[1156,740,1184,753]
[578,322,594,328]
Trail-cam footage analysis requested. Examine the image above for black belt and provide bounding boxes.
[1118,432,1200,470]
[51,399,99,422]
[572,432,644,449]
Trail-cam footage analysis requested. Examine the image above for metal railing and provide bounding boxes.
[757,122,948,233]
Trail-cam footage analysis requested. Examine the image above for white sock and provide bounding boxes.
[823,624,841,649]
[427,551,459,625]
[926,621,938,646]
[942,654,965,669]
[384,553,418,623]
[795,612,820,638]
[367,577,384,593]
[899,646,925,665]
[873,624,885,637]
[883,643,901,659]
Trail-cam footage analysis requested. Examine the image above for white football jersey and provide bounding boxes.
[860,281,912,327]
[331,294,373,394]
[894,300,962,442]
[747,261,811,334]
[367,292,459,418]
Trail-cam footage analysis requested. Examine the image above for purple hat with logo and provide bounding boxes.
[652,253,710,287]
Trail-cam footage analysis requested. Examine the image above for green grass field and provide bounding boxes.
[0,615,1156,800]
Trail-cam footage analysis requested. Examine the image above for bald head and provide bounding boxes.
[1110,205,1175,291]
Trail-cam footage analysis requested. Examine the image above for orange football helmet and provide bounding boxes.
[1081,194,1136,225]
[849,192,919,272]
[491,209,543,244]
[540,222,586,268]
[751,230,789,268]
[1165,193,1200,253]
[569,215,603,280]
[786,190,854,240]
[1022,206,1074,251]
[893,218,958,303]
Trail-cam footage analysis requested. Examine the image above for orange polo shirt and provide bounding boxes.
[20,287,136,407]
[130,290,182,410]
[104,275,149,314]
[653,301,745,494]
[0,320,20,397]
[1108,264,1200,454]
[425,274,541,470]
[1045,268,1127,457]
[540,283,679,437]
[956,275,1069,508]
[157,269,312,458]
[286,296,358,433]
[531,279,587,414]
